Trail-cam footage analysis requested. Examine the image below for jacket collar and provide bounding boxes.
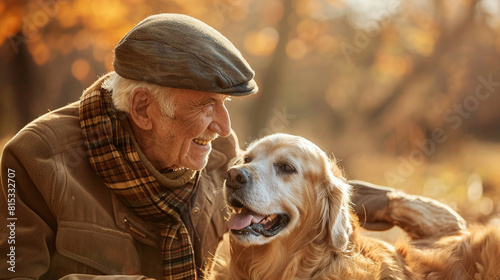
[111,146,227,248]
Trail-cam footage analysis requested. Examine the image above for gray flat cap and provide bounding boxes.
[113,13,258,96]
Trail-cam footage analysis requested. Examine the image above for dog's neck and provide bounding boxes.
[228,214,395,280]
[228,225,351,280]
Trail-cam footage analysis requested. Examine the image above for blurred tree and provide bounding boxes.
[0,0,252,134]
[1,0,500,221]
[247,0,293,138]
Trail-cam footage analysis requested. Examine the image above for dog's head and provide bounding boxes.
[224,133,353,250]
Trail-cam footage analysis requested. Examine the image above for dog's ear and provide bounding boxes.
[321,167,353,251]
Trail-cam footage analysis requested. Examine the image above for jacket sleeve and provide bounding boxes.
[0,129,58,279]
[350,180,466,239]
[0,128,156,280]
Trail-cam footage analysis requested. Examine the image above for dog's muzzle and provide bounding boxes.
[226,167,251,189]
[225,167,290,238]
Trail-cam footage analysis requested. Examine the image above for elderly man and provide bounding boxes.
[0,14,464,280]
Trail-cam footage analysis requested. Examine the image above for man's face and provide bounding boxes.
[147,88,232,171]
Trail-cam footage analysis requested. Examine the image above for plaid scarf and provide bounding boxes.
[79,74,198,279]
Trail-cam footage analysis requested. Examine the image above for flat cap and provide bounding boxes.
[113,13,258,96]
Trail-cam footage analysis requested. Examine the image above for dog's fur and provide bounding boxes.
[220,133,500,280]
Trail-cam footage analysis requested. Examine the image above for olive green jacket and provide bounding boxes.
[0,102,236,279]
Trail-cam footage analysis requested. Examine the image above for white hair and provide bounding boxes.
[102,72,177,117]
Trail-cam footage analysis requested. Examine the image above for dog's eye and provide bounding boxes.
[276,163,296,174]
[243,156,252,164]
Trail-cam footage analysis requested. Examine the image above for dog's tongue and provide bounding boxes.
[228,209,266,230]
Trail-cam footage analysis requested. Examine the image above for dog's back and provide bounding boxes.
[332,218,500,280]
[394,225,500,279]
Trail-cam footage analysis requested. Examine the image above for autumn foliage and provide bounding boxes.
[1,0,499,224]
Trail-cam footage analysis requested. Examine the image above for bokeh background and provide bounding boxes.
[1,0,499,224]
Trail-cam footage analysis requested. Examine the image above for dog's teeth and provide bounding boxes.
[260,214,277,225]
[258,214,279,230]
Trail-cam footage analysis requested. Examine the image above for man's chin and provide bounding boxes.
[184,155,210,171]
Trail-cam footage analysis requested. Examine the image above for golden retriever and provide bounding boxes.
[221,133,500,280]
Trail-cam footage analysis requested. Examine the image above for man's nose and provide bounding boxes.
[226,167,250,189]
[209,102,231,137]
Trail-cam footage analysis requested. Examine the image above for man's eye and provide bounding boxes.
[201,103,215,113]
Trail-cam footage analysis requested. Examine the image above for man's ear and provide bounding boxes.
[129,89,153,130]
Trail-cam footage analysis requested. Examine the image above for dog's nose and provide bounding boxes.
[226,168,250,189]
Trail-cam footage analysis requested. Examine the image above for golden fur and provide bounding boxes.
[214,133,500,280]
